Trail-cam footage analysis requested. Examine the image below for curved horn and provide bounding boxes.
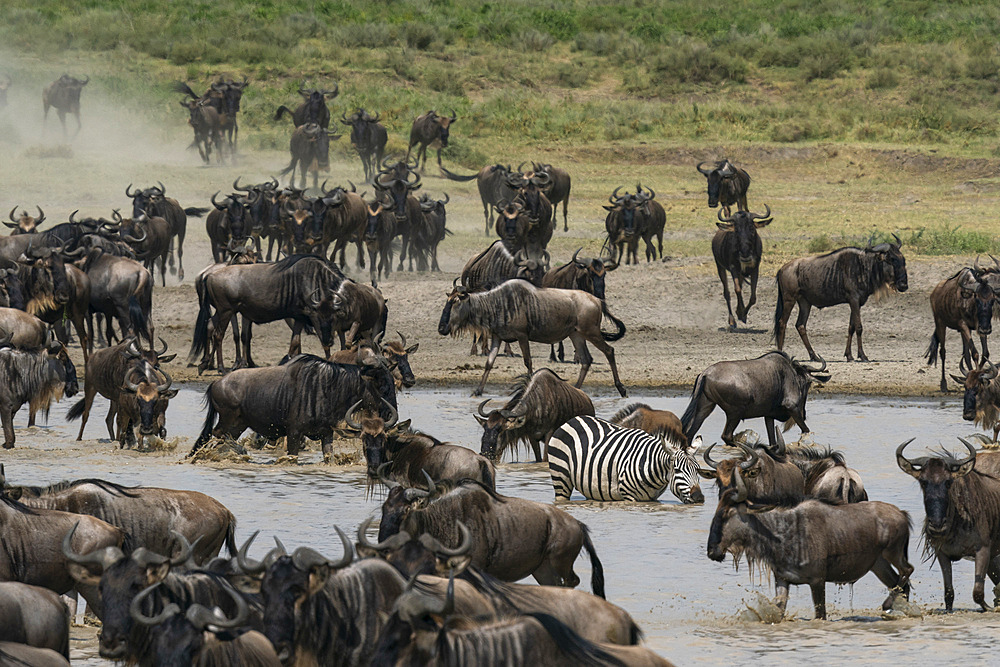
[235,531,267,575]
[185,583,248,631]
[382,397,398,430]
[696,161,713,175]
[130,582,180,627]
[233,176,250,192]
[477,399,494,418]
[345,400,363,431]
[328,526,353,569]
[892,232,902,249]
[291,546,330,572]
[124,367,144,393]
[737,442,760,470]
[68,210,79,225]
[377,462,401,490]
[717,208,735,224]
[155,369,173,393]
[732,468,748,503]
[571,247,584,266]
[357,516,411,553]
[34,206,45,225]
[210,191,226,210]
[421,521,472,558]
[168,530,195,566]
[7,206,17,223]
[799,356,828,375]
[397,331,407,349]
[749,204,772,221]
[702,443,721,470]
[125,183,138,198]
[62,522,124,571]
[894,438,926,478]
[954,438,979,475]
[975,256,983,274]
[422,469,436,496]
[984,359,999,381]
[155,336,168,356]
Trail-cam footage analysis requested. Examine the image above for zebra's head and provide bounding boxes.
[668,435,705,504]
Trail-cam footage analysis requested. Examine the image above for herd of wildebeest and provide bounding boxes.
[3,72,1000,666]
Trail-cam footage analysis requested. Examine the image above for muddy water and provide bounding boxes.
[5,387,1000,665]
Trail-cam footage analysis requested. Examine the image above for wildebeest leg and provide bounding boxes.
[794,299,822,361]
[518,338,533,375]
[809,583,827,620]
[957,322,976,370]
[773,577,790,617]
[285,432,304,457]
[872,556,912,610]
[720,415,742,446]
[764,417,779,449]
[973,546,992,610]
[321,436,333,464]
[745,268,759,323]
[210,311,233,373]
[718,263,737,330]
[549,344,558,362]
[345,323,361,350]
[1,407,13,448]
[356,239,366,270]
[937,552,955,611]
[105,401,118,441]
[569,336,592,388]
[589,335,627,397]
[288,320,305,358]
[72,110,81,138]
[847,299,868,362]
[58,109,67,138]
[472,338,502,397]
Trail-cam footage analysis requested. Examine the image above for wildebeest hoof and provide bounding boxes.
[616,384,628,398]
[471,389,483,397]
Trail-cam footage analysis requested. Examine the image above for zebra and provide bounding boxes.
[547,415,704,504]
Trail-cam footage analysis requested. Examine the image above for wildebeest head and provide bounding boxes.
[356,516,473,577]
[24,243,74,311]
[706,466,750,562]
[282,199,314,247]
[495,200,528,241]
[377,471,438,541]
[345,399,401,479]
[63,524,195,660]
[896,437,977,539]
[123,367,177,437]
[125,182,166,220]
[506,165,550,219]
[129,579,249,667]
[301,84,337,119]
[514,248,550,286]
[952,358,999,423]
[966,258,1000,336]
[603,187,640,238]
[569,247,617,300]
[303,123,330,169]
[438,282,473,337]
[47,338,79,398]
[697,159,738,208]
[429,109,457,146]
[302,286,337,348]
[5,205,45,235]
[211,191,256,243]
[475,398,527,462]
[256,529,353,665]
[365,196,389,241]
[701,433,806,506]
[342,108,378,146]
[867,233,908,293]
[371,571,458,667]
[375,163,421,219]
[381,331,418,388]
[215,77,248,115]
[717,204,772,271]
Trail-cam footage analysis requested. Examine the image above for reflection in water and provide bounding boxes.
[7,387,1000,664]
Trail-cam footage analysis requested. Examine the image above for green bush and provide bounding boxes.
[866,68,899,89]
[651,38,748,84]
[518,29,555,53]
[903,226,995,255]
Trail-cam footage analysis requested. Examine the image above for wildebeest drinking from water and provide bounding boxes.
[707,467,913,620]
[712,205,772,330]
[774,234,908,362]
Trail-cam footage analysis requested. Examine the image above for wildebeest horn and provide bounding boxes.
[68,210,79,225]
[377,462,401,489]
[477,399,495,418]
[291,546,329,572]
[396,331,407,349]
[572,247,585,266]
[125,338,142,358]
[309,287,323,307]
[156,369,173,393]
[983,358,999,381]
[7,207,18,223]
[894,438,927,478]
[449,108,457,121]
[954,438,979,475]
[357,516,411,553]
[696,161,713,175]
[168,530,195,566]
[125,184,138,198]
[35,207,45,225]
[420,521,472,558]
[382,397,398,430]
[273,537,288,556]
[611,185,625,203]
[737,442,759,470]
[702,443,721,469]
[130,582,180,627]
[185,584,248,631]
[800,356,828,375]
[345,400,363,431]
[236,531,268,574]
[717,208,735,224]
[975,255,984,274]
[329,526,353,569]
[155,181,166,196]
[750,204,771,221]
[111,209,122,223]
[62,522,124,571]
[124,368,144,393]
[501,401,529,419]
[124,225,147,245]
[210,191,226,210]
[233,176,250,192]
[733,468,748,503]
[892,232,902,249]
[404,470,437,501]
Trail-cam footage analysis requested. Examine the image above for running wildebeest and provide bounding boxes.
[438,279,627,397]
[896,437,1000,611]
[5,206,45,235]
[279,123,335,190]
[953,359,1000,442]
[774,235,908,362]
[407,109,457,171]
[442,163,517,235]
[476,369,595,463]
[273,84,338,129]
[926,261,1000,391]
[0,582,70,659]
[341,109,388,183]
[707,468,913,620]
[179,99,223,164]
[42,74,88,137]
[681,351,829,450]
[713,205,773,330]
[696,159,750,217]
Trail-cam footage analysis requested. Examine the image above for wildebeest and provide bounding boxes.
[774,235,909,362]
[113,366,177,450]
[366,426,497,491]
[700,441,806,506]
[42,74,88,137]
[696,159,751,217]
[379,476,605,595]
[0,641,70,666]
[0,338,78,449]
[1,501,123,619]
[953,359,1000,442]
[442,163,517,235]
[407,109,457,171]
[280,123,333,190]
[634,184,666,262]
[205,191,255,263]
[541,248,617,362]
[680,351,829,450]
[610,403,687,444]
[0,308,50,350]
[330,279,387,349]
[707,468,913,620]
[80,249,154,346]
[0,582,70,659]
[5,206,45,235]
[602,187,644,265]
[118,212,172,287]
[897,438,1000,610]
[128,581,280,667]
[363,196,396,286]
[374,160,423,272]
[476,369,595,463]
[189,255,343,372]
[712,205,773,330]
[438,280,627,397]
[534,162,572,231]
[179,99,223,164]
[18,243,91,361]
[784,442,868,504]
[461,241,548,294]
[926,262,1000,391]
[125,182,202,281]
[416,192,449,272]
[341,109,388,183]
[191,354,396,460]
[373,576,672,666]
[273,84,338,129]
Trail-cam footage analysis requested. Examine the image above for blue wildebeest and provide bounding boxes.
[712,204,773,330]
[696,159,750,217]
[416,192,449,272]
[407,109,457,171]
[363,195,396,286]
[273,84,338,129]
[774,234,908,362]
[0,582,70,660]
[179,98,223,164]
[0,336,78,449]
[707,467,913,621]
[926,259,1000,391]
[507,166,554,235]
[369,427,497,490]
[541,247,617,362]
[189,254,343,372]
[681,351,829,451]
[125,182,205,282]
[610,403,686,443]
[442,163,517,235]
[341,109,388,183]
[897,438,1000,610]
[952,359,1000,442]
[190,354,396,460]
[603,187,643,265]
[476,368,594,463]
[700,441,806,507]
[5,206,45,235]
[783,442,868,505]
[279,123,335,191]
[635,184,666,262]
[19,242,91,363]
[43,74,88,137]
[439,280,627,397]
[206,190,256,263]
[80,248,153,347]
[379,476,606,595]
[534,162,572,232]
[116,210,172,288]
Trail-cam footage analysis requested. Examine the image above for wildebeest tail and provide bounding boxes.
[924,331,940,365]
[377,301,389,339]
[680,373,706,434]
[184,206,209,218]
[773,276,784,341]
[65,397,86,422]
[527,613,627,667]
[274,105,293,122]
[440,166,479,182]
[129,294,151,344]
[600,302,626,342]
[580,523,606,599]
[629,621,644,646]
[189,386,218,457]
[479,460,496,491]
[225,514,238,557]
[171,81,199,99]
[189,288,214,361]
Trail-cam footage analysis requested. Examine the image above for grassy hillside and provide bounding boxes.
[3,0,1000,159]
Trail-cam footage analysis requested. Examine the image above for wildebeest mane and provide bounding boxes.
[0,348,65,415]
[784,445,846,480]
[0,495,38,514]
[921,463,1000,561]
[16,478,141,498]
[451,280,542,339]
[272,252,345,278]
[423,478,506,505]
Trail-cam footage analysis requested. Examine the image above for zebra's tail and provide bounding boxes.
[580,522,606,599]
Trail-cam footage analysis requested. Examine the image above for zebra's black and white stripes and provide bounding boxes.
[547,415,704,504]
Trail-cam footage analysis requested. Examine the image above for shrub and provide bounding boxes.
[866,68,899,89]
